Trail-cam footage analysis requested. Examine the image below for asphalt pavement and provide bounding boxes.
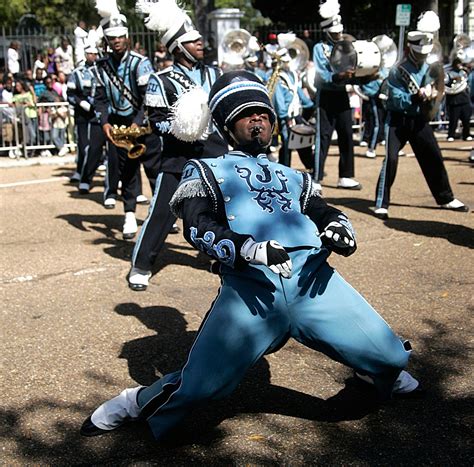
[1,139,473,465]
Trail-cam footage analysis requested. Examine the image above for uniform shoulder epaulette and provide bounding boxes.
[129,50,146,60]
[156,66,173,75]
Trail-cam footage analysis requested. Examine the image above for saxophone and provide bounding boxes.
[110,124,153,159]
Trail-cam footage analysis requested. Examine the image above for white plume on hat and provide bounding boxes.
[416,10,440,33]
[170,87,211,142]
[319,0,340,19]
[277,33,296,49]
[136,0,188,33]
[96,0,120,18]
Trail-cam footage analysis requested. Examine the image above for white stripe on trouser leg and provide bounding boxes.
[90,386,143,430]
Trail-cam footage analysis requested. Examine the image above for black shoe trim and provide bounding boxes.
[80,416,111,437]
[129,282,147,291]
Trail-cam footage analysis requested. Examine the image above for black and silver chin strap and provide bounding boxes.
[177,42,198,64]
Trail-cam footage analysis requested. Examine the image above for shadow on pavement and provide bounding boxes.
[1,305,472,464]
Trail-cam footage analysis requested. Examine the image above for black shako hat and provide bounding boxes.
[208,70,276,139]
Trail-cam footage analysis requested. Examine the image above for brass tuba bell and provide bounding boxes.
[109,124,153,159]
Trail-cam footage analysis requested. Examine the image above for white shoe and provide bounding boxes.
[8,149,16,158]
[337,177,362,190]
[370,206,389,219]
[89,386,143,432]
[42,149,53,157]
[380,140,386,146]
[464,136,472,141]
[398,150,406,156]
[355,370,419,395]
[58,146,69,157]
[123,212,138,240]
[70,172,81,183]
[104,198,116,209]
[359,141,368,147]
[128,267,152,291]
[447,137,454,142]
[136,194,149,204]
[78,182,90,193]
[97,163,106,172]
[365,149,376,158]
[440,199,469,212]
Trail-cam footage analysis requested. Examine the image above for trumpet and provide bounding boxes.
[110,124,152,159]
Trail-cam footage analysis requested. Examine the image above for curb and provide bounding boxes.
[0,154,76,168]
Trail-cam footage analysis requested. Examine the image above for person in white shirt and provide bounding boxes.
[55,38,74,77]
[7,41,20,76]
[74,21,89,66]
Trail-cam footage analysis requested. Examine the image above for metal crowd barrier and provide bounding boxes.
[0,102,76,159]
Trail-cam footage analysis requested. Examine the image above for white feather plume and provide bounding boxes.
[248,36,261,53]
[96,0,120,18]
[278,33,296,49]
[136,0,188,32]
[319,0,340,19]
[170,87,211,142]
[417,10,440,33]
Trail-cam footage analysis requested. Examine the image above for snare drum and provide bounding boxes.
[330,40,381,77]
[288,124,316,150]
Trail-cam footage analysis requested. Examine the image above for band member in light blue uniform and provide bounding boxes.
[372,11,469,219]
[67,43,106,192]
[94,1,161,238]
[273,53,315,169]
[81,70,422,442]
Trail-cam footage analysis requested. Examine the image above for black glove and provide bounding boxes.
[241,238,292,278]
[320,214,357,257]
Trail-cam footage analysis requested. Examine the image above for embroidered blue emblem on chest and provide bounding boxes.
[235,163,292,213]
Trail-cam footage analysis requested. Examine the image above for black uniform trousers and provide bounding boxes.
[446,100,472,139]
[104,132,162,212]
[361,97,386,149]
[375,111,454,209]
[132,171,180,270]
[315,90,355,181]
[78,122,106,185]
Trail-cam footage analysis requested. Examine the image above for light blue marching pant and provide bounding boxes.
[137,249,410,439]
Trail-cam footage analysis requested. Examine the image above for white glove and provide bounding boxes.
[79,100,91,112]
[241,238,292,278]
[320,215,357,257]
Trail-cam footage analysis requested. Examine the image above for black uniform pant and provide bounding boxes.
[104,132,162,212]
[362,97,386,150]
[78,122,106,185]
[132,171,180,271]
[375,112,454,209]
[447,101,472,139]
[314,90,355,181]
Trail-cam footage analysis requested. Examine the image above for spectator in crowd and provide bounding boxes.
[33,69,47,99]
[46,47,58,75]
[55,38,74,77]
[153,42,172,70]
[203,36,218,66]
[300,29,315,56]
[74,20,89,66]
[1,76,17,155]
[12,79,38,150]
[33,53,47,79]
[38,75,69,156]
[7,41,21,76]
[53,71,68,100]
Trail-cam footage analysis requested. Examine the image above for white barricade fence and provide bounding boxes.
[0,102,76,159]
